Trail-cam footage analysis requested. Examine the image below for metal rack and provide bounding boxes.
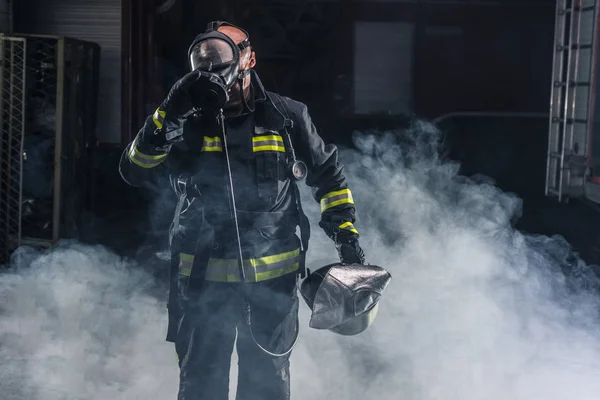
[0,36,26,266]
[546,0,597,202]
[0,34,100,266]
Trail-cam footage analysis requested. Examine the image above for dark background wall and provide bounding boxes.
[9,0,560,144]
[138,0,600,267]
[414,2,555,118]
[148,0,557,141]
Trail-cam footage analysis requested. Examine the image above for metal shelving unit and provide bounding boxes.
[0,34,100,266]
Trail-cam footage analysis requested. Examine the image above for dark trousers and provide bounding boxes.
[175,273,299,400]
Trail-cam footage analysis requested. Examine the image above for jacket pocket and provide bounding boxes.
[255,152,284,199]
[253,129,288,200]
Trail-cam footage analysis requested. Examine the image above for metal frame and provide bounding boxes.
[547,0,571,202]
[0,36,26,265]
[433,111,548,124]
[588,2,600,171]
[52,38,64,243]
[546,0,594,202]
[0,33,99,266]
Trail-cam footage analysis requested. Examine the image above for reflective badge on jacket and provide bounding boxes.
[201,136,223,152]
[253,127,285,153]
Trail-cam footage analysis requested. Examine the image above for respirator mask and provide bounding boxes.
[187,21,252,112]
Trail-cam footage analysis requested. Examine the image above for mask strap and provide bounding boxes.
[239,71,254,112]
[238,69,251,79]
[206,20,251,50]
[206,20,223,31]
[237,39,250,51]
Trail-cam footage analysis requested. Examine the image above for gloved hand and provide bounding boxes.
[336,237,366,265]
[141,118,185,150]
[140,70,206,150]
[319,218,366,265]
[160,69,205,117]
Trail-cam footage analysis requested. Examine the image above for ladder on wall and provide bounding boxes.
[546,0,597,202]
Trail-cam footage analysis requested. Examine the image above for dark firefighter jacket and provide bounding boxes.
[119,72,358,341]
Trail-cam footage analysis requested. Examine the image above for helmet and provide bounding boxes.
[300,263,392,336]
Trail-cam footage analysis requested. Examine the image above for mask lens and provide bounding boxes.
[190,38,235,71]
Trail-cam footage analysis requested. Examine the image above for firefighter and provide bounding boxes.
[119,21,365,400]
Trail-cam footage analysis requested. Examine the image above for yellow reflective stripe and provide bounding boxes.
[179,253,194,277]
[254,145,285,152]
[252,135,285,153]
[180,253,195,262]
[133,148,168,161]
[320,188,354,212]
[209,248,300,268]
[252,135,284,143]
[249,248,299,267]
[256,262,299,281]
[205,248,300,282]
[322,188,352,200]
[205,263,300,283]
[339,221,358,234]
[128,141,168,169]
[153,108,166,129]
[201,136,223,152]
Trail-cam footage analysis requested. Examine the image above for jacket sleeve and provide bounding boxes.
[290,101,359,239]
[119,111,183,192]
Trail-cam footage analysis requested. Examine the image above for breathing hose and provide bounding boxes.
[217,110,300,358]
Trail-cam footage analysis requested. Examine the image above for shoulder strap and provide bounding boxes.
[266,93,311,278]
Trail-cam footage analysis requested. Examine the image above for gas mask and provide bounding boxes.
[187,21,252,112]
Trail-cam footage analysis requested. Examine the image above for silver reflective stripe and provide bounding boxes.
[128,141,168,169]
[320,189,354,212]
[253,139,282,147]
[252,134,284,152]
[324,193,347,203]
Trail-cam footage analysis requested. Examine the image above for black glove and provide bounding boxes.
[336,237,366,265]
[160,69,205,117]
[319,218,366,265]
[140,70,207,150]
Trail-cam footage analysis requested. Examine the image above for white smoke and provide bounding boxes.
[293,122,600,400]
[0,243,179,399]
[2,121,600,399]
